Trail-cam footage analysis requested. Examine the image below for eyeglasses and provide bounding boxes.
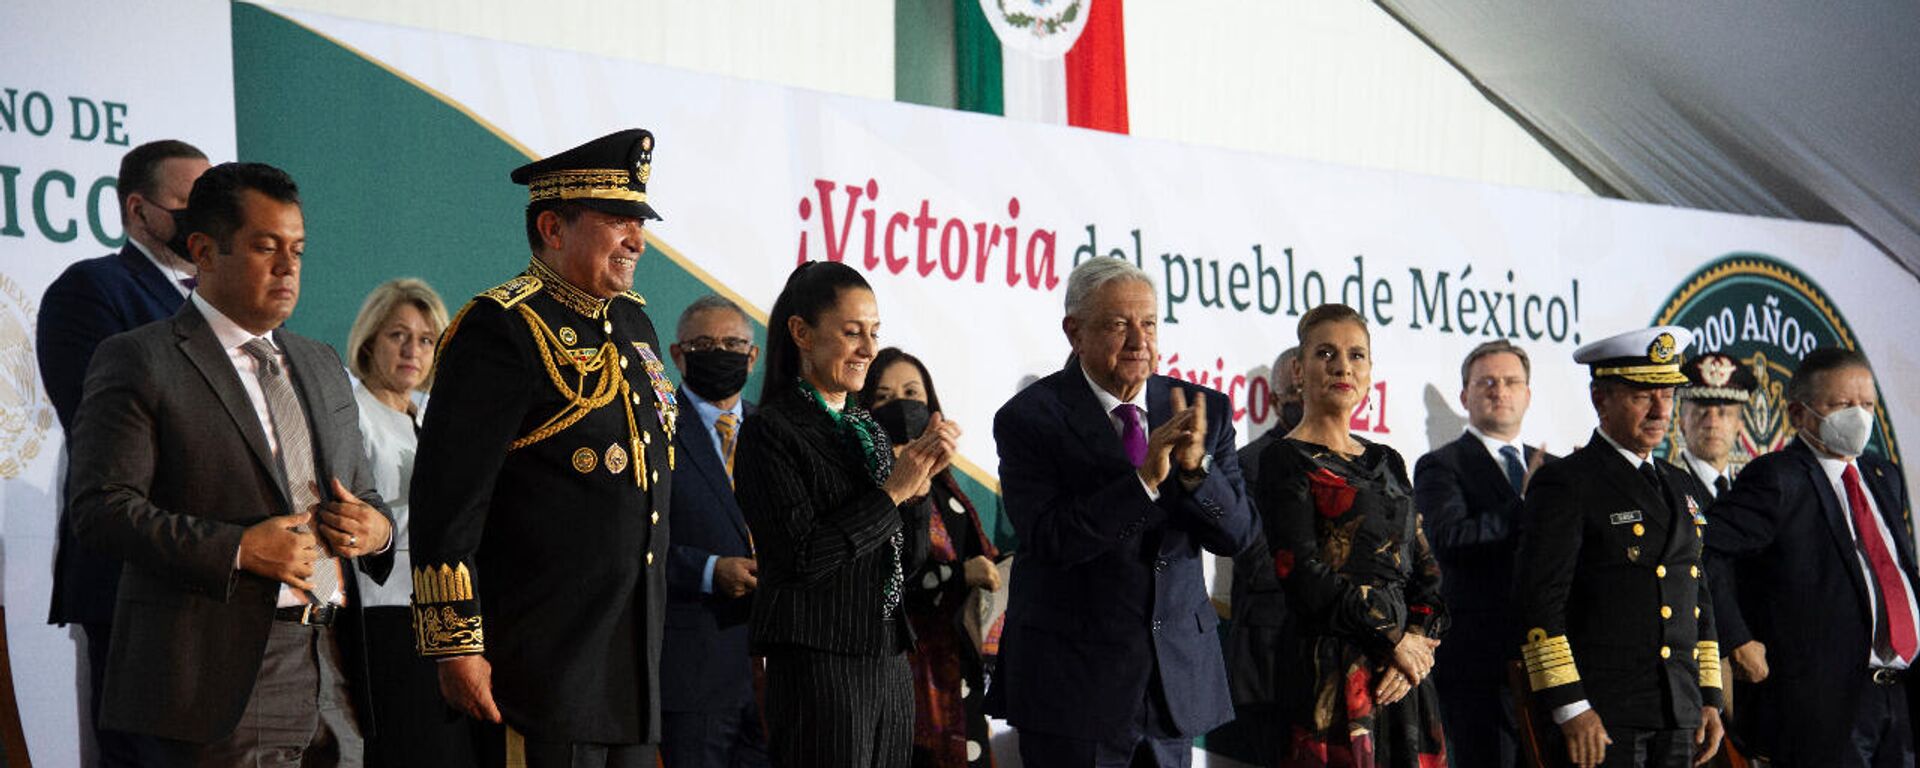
[680,336,754,353]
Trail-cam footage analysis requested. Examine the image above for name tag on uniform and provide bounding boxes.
[1610,511,1643,525]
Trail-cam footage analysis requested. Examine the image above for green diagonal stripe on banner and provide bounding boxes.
[229,2,762,399]
[229,2,1009,540]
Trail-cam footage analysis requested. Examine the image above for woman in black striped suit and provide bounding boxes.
[734,261,960,768]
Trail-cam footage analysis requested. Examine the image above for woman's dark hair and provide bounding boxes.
[759,261,874,402]
[858,347,945,414]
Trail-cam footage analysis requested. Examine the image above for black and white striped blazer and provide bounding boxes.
[734,390,930,656]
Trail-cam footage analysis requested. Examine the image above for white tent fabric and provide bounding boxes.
[1377,0,1920,279]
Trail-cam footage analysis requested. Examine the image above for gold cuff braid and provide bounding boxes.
[1522,628,1581,691]
[412,564,484,656]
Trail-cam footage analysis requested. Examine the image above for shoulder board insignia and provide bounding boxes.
[480,275,542,308]
[616,290,646,306]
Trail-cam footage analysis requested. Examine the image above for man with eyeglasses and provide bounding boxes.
[658,294,771,767]
[1415,339,1550,768]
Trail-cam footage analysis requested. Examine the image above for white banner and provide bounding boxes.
[6,3,1918,763]
[0,0,236,763]
[281,7,1918,493]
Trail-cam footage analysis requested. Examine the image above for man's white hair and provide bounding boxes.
[1063,257,1155,319]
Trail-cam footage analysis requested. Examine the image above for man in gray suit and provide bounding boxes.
[67,161,395,767]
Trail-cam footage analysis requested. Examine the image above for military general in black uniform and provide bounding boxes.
[409,129,677,768]
[1513,326,1725,768]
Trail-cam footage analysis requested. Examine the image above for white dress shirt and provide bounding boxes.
[195,292,344,607]
[1465,424,1526,473]
[352,382,419,608]
[1080,364,1158,501]
[1679,450,1728,498]
[1816,453,1918,670]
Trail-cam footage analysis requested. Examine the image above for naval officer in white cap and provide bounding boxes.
[1512,326,1725,768]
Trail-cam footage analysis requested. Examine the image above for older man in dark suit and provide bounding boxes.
[1704,347,1916,767]
[38,139,208,768]
[990,256,1256,767]
[1416,339,1548,768]
[661,294,769,768]
[67,161,395,767]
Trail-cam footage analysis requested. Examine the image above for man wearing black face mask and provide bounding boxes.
[1706,347,1917,766]
[37,138,209,768]
[661,294,771,768]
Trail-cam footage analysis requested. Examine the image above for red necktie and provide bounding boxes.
[1845,464,1917,662]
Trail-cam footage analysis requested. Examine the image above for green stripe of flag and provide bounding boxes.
[894,0,1002,116]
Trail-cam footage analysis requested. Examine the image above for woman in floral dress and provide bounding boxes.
[1256,303,1449,768]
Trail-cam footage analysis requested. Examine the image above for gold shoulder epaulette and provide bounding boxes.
[481,275,543,308]
[616,289,646,306]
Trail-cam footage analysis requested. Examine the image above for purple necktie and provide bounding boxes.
[179,276,198,291]
[1115,404,1147,467]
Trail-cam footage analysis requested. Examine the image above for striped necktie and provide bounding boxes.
[241,338,341,605]
[715,412,739,485]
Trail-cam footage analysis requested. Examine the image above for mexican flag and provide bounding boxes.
[896,0,1129,133]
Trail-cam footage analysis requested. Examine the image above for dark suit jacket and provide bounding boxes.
[1513,432,1722,729]
[1225,431,1291,708]
[1414,432,1548,680]
[987,363,1256,740]
[39,245,188,625]
[65,301,394,743]
[1704,440,1915,765]
[662,391,757,712]
[734,388,930,657]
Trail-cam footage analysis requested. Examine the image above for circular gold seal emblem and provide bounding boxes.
[571,447,598,474]
[0,273,52,478]
[1655,254,1900,466]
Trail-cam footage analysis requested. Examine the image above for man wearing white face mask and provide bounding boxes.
[1704,347,1917,767]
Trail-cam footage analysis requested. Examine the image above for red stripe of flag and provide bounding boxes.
[1064,0,1129,134]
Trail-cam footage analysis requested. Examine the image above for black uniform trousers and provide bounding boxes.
[360,606,476,768]
[764,646,913,768]
[1541,725,1692,768]
[474,725,658,768]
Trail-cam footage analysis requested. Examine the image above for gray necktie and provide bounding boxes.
[241,337,340,605]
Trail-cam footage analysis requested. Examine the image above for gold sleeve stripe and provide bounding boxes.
[1697,641,1723,688]
[412,563,475,604]
[1521,629,1581,691]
